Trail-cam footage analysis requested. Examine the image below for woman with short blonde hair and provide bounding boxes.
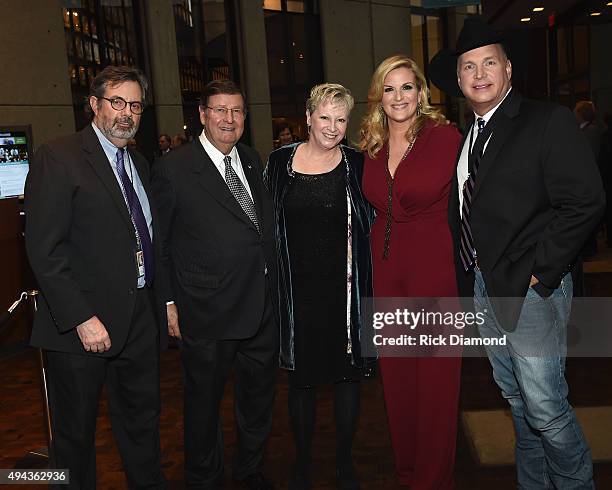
[360,55,463,489]
[265,82,373,490]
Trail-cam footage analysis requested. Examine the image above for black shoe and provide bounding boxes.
[241,472,275,490]
[336,464,360,490]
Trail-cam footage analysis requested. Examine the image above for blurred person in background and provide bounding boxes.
[158,133,171,156]
[171,133,188,150]
[276,123,296,147]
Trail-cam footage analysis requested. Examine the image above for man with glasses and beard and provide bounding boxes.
[25,66,167,489]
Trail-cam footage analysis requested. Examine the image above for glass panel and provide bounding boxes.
[557,27,567,76]
[115,28,124,48]
[75,37,84,58]
[84,40,92,61]
[69,64,78,85]
[93,42,100,64]
[411,15,424,74]
[79,65,87,86]
[107,22,115,43]
[426,16,444,105]
[265,11,288,99]
[263,0,282,10]
[63,9,71,28]
[573,25,588,73]
[287,1,305,13]
[73,11,82,31]
[202,0,232,82]
[426,16,442,62]
[87,67,95,85]
[65,31,74,57]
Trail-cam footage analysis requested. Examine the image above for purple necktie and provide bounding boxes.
[116,148,154,285]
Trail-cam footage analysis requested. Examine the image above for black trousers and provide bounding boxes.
[45,288,165,490]
[180,288,279,489]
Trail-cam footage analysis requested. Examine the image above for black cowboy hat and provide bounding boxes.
[429,16,507,97]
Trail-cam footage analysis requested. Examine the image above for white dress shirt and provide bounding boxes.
[457,87,512,215]
[199,129,253,200]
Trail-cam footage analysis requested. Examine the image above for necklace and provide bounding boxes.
[382,134,417,260]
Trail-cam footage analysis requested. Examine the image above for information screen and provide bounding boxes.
[0,129,30,199]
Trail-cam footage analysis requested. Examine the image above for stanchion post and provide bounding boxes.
[29,290,54,465]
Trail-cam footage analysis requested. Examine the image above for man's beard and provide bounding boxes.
[102,115,138,141]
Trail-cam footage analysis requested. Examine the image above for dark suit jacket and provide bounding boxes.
[449,91,606,331]
[25,125,168,355]
[151,139,278,341]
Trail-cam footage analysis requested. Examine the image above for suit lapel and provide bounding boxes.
[473,90,521,198]
[81,125,134,232]
[192,140,259,231]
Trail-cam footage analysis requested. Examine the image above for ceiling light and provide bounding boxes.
[607,2,612,6]
[590,11,601,16]
[521,17,531,22]
[533,7,544,12]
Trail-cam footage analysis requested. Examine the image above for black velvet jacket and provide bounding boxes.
[264,143,374,370]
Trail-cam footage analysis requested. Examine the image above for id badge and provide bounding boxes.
[136,250,145,280]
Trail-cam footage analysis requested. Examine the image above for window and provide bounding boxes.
[410,4,447,114]
[63,0,140,129]
[173,0,240,138]
[551,23,591,108]
[264,0,322,145]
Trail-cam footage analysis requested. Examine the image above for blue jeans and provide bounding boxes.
[474,270,594,489]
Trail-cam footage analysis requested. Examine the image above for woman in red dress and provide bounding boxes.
[359,55,463,489]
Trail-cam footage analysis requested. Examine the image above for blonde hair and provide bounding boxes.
[359,55,447,159]
[306,83,355,115]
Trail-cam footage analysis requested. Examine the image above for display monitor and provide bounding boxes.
[0,125,33,199]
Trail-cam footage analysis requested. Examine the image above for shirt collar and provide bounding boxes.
[91,122,127,165]
[199,129,238,165]
[473,87,513,125]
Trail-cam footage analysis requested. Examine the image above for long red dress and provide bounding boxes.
[362,121,463,489]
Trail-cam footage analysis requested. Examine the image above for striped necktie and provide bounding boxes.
[459,118,487,271]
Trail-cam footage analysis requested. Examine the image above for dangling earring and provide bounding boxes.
[307,124,311,133]
[416,102,422,117]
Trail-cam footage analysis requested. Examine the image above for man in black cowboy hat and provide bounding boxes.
[430,17,604,488]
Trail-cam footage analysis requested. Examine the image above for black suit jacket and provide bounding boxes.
[25,125,168,355]
[151,139,278,340]
[449,91,605,331]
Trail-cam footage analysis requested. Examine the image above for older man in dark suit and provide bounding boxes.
[431,17,605,489]
[25,66,167,489]
[152,80,278,490]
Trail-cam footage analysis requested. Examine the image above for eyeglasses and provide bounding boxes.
[206,106,246,118]
[100,96,145,115]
